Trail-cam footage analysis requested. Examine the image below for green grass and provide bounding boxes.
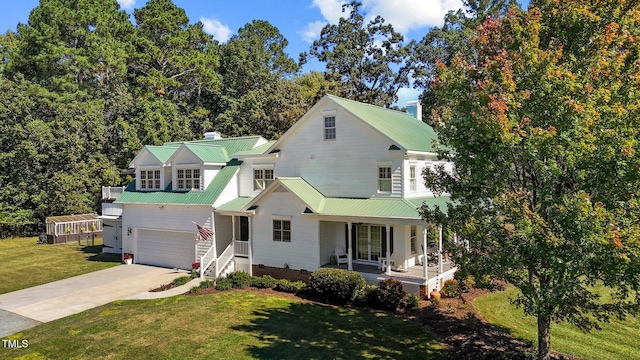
[0,290,446,360]
[0,236,121,294]
[474,286,640,360]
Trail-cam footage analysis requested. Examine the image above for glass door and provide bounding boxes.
[356,225,383,262]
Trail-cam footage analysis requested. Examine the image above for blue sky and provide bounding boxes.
[0,0,528,105]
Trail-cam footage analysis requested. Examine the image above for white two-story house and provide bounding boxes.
[103,95,455,293]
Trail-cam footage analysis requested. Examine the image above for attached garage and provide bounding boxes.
[136,229,195,270]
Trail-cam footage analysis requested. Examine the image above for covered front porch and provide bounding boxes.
[325,260,457,296]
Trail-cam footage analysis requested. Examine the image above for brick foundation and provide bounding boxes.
[252,265,311,283]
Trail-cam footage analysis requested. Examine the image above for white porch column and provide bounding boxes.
[248,216,253,276]
[347,222,353,271]
[422,226,428,284]
[212,213,218,277]
[385,224,391,275]
[231,216,236,242]
[438,225,443,290]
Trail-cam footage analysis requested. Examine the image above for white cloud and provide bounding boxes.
[300,20,327,43]
[117,0,136,10]
[200,17,233,43]
[311,0,348,24]
[362,0,464,34]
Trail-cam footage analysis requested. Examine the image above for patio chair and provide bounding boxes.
[379,253,395,272]
[334,247,348,265]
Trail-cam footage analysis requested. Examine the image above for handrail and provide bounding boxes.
[234,240,249,256]
[215,242,234,278]
[102,186,126,200]
[199,242,216,279]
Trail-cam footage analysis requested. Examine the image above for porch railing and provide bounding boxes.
[216,242,234,278]
[102,186,126,200]
[199,243,216,279]
[426,267,458,297]
[234,240,249,257]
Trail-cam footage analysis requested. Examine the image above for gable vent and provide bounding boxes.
[388,144,401,150]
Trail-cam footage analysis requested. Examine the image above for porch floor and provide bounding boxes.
[323,260,456,280]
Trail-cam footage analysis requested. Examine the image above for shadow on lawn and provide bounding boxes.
[79,245,122,263]
[234,301,446,360]
[411,305,541,360]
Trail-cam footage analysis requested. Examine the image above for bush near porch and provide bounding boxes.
[0,236,121,294]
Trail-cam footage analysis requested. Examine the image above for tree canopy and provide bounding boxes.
[423,1,640,359]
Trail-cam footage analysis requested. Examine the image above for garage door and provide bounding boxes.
[137,230,194,270]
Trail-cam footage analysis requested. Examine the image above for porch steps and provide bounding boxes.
[202,259,235,279]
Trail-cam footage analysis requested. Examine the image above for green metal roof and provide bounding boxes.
[216,197,255,211]
[251,177,450,219]
[183,144,230,163]
[116,160,242,205]
[233,141,277,156]
[277,177,326,211]
[327,95,440,152]
[145,146,178,163]
[165,136,263,156]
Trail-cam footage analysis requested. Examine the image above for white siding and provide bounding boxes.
[251,190,320,270]
[203,165,221,189]
[273,103,404,198]
[121,204,212,256]
[213,172,240,208]
[319,221,344,265]
[403,157,440,198]
[236,158,276,197]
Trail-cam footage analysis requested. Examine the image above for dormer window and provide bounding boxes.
[140,170,161,190]
[254,168,274,191]
[177,168,200,190]
[324,116,336,140]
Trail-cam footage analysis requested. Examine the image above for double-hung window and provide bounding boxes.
[273,219,291,242]
[140,170,161,190]
[324,116,336,140]
[254,168,274,191]
[378,166,391,192]
[409,166,416,192]
[177,168,200,190]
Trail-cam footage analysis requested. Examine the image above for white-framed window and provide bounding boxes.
[410,225,417,254]
[324,116,336,140]
[177,168,200,190]
[139,169,161,190]
[378,166,391,192]
[410,166,417,191]
[273,219,291,242]
[254,168,274,191]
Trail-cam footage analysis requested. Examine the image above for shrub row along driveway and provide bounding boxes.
[0,264,186,337]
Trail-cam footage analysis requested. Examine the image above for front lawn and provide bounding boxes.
[0,290,446,360]
[0,237,121,294]
[474,286,640,360]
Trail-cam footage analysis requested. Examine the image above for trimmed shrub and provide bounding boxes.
[441,279,461,298]
[308,268,366,304]
[274,279,306,294]
[353,284,378,306]
[250,275,277,289]
[400,294,419,309]
[227,271,251,289]
[171,276,191,286]
[372,277,406,310]
[215,277,233,291]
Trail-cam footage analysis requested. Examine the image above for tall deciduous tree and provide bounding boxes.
[412,0,515,124]
[423,2,640,359]
[302,1,410,107]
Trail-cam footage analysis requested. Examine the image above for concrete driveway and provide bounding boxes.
[0,264,188,337]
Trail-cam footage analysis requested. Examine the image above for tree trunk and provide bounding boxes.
[537,314,551,360]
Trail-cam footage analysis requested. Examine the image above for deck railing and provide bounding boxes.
[234,240,249,257]
[102,186,126,200]
[199,244,216,279]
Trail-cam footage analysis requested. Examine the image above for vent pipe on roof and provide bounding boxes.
[406,100,422,121]
[204,131,222,140]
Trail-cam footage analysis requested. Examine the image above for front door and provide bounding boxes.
[356,225,382,262]
[239,216,249,241]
